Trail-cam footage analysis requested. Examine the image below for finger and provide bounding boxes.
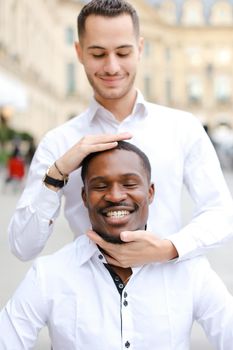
[104,255,122,267]
[120,230,143,242]
[86,230,116,251]
[87,141,118,153]
[89,132,132,144]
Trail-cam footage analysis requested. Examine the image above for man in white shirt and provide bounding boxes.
[8,0,233,263]
[1,142,233,350]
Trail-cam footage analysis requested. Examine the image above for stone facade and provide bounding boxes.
[0,0,233,141]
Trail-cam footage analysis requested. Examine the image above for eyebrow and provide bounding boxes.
[87,45,134,50]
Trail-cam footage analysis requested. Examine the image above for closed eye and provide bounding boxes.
[92,53,105,58]
[123,183,137,188]
[117,52,130,57]
[93,184,107,190]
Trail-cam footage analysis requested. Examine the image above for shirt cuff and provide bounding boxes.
[30,184,61,220]
[166,227,199,263]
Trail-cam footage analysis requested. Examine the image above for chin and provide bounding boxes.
[97,231,124,244]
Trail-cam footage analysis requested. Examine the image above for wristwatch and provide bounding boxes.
[43,167,69,188]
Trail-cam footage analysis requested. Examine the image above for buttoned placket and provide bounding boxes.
[104,264,142,350]
[96,250,144,350]
[120,266,142,350]
[121,286,133,349]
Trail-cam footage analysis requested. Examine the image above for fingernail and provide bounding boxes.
[121,232,127,240]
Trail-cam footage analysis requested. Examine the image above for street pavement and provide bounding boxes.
[1,170,233,349]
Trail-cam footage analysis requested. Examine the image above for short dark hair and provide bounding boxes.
[81,140,151,183]
[77,0,140,41]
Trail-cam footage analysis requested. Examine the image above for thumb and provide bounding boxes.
[120,230,141,242]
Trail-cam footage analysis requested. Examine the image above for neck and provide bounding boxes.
[99,247,132,284]
[95,89,137,122]
[110,265,132,285]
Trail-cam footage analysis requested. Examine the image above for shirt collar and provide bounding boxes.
[75,235,104,266]
[86,90,148,124]
[74,233,147,279]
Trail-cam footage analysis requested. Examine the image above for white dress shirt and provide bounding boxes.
[1,235,233,350]
[8,91,233,260]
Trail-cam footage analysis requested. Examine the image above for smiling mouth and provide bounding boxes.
[99,75,125,82]
[106,210,130,218]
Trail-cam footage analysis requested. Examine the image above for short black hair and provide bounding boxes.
[77,0,140,41]
[81,140,151,183]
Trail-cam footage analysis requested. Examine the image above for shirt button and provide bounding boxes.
[114,276,120,282]
[123,300,128,307]
[98,254,103,260]
[125,341,130,348]
[118,283,124,289]
[123,291,128,298]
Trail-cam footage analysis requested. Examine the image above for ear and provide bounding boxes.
[81,186,88,208]
[75,41,83,64]
[148,183,155,205]
[138,36,144,60]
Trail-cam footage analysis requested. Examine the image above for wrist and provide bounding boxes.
[43,163,69,191]
[162,239,178,261]
[48,164,64,180]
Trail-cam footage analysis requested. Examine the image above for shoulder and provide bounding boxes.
[45,110,90,141]
[35,109,91,158]
[32,236,95,296]
[146,101,200,127]
[141,102,205,149]
[35,240,79,280]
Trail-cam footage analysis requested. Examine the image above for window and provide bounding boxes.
[144,75,151,99]
[165,47,171,62]
[215,48,231,66]
[166,79,172,104]
[185,47,202,66]
[182,0,204,25]
[144,40,150,58]
[159,0,177,24]
[210,1,233,25]
[214,75,231,103]
[66,62,76,95]
[65,26,75,45]
[187,76,203,103]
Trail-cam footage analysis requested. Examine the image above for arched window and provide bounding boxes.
[158,0,177,24]
[181,0,205,26]
[209,1,233,25]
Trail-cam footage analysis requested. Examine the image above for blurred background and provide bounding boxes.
[1,0,233,349]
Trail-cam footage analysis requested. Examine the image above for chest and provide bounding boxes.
[47,263,194,350]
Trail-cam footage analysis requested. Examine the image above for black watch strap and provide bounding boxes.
[43,171,68,188]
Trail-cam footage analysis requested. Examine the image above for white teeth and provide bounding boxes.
[106,210,130,218]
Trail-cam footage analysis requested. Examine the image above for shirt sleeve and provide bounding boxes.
[8,134,62,261]
[0,262,48,349]
[194,261,233,349]
[168,117,233,261]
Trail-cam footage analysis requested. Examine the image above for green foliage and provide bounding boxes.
[0,121,34,164]
[0,126,33,144]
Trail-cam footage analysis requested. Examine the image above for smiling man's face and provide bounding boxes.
[76,14,143,107]
[82,149,154,243]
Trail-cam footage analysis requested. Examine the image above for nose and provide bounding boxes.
[103,53,120,75]
[104,184,127,203]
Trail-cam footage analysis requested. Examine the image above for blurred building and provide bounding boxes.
[148,0,233,129]
[0,0,233,141]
